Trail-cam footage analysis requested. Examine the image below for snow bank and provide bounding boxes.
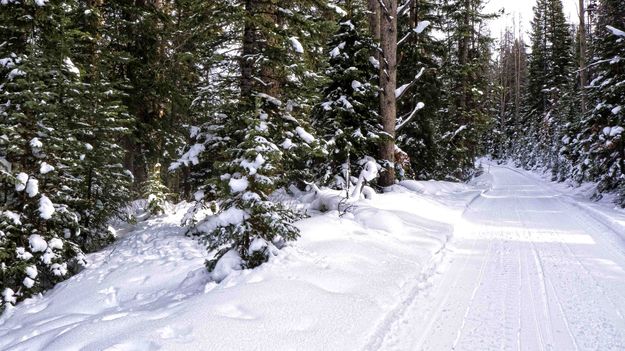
[0,182,481,351]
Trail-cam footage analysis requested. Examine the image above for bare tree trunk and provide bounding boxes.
[378,0,398,187]
[578,0,588,113]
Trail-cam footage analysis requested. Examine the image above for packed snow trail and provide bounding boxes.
[373,164,625,351]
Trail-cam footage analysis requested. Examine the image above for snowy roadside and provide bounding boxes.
[0,181,482,351]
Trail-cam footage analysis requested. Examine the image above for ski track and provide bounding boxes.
[370,164,625,351]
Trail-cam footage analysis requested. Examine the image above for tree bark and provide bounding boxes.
[378,0,398,187]
[578,0,588,113]
[368,0,381,40]
[240,0,256,105]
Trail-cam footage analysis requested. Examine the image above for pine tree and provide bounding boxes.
[491,29,528,161]
[173,0,332,274]
[521,0,574,171]
[439,0,495,180]
[396,0,447,179]
[573,0,625,201]
[312,3,380,189]
[142,163,169,216]
[0,0,87,309]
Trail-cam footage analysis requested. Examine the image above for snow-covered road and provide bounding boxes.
[375,164,625,350]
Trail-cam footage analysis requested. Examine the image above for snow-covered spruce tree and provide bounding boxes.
[572,0,625,202]
[61,1,134,251]
[101,0,217,188]
[520,0,574,170]
[173,0,333,275]
[490,28,529,162]
[312,4,381,189]
[200,95,303,273]
[142,163,169,216]
[395,0,446,180]
[0,0,87,309]
[438,0,495,180]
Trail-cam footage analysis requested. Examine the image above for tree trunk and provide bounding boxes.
[240,0,256,105]
[378,0,398,187]
[368,0,380,40]
[578,0,588,113]
[241,0,281,101]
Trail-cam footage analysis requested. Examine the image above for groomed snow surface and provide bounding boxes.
[2,163,625,350]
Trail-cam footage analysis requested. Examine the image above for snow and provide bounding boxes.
[7,68,25,80]
[607,25,625,38]
[295,126,315,144]
[40,162,54,174]
[22,277,34,289]
[28,234,48,253]
[281,138,294,150]
[327,3,347,16]
[612,106,622,115]
[5,165,625,350]
[240,154,265,175]
[25,177,38,197]
[602,126,624,137]
[210,249,242,282]
[2,210,21,225]
[2,288,16,305]
[337,95,353,110]
[196,206,249,235]
[395,84,410,98]
[256,93,281,106]
[369,56,380,69]
[368,162,625,350]
[29,137,42,148]
[25,265,38,279]
[170,143,205,170]
[248,238,269,255]
[228,177,249,193]
[0,182,479,351]
[15,247,33,260]
[289,37,304,54]
[415,20,431,34]
[15,172,28,192]
[63,57,80,76]
[51,263,67,276]
[330,42,346,58]
[48,238,63,250]
[39,195,55,220]
[193,190,204,201]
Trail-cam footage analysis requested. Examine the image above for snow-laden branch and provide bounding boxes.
[398,21,430,46]
[398,0,414,17]
[395,67,425,100]
[607,25,625,38]
[440,125,468,142]
[395,102,424,132]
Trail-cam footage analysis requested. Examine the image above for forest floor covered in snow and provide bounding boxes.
[0,179,482,351]
[3,162,625,350]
